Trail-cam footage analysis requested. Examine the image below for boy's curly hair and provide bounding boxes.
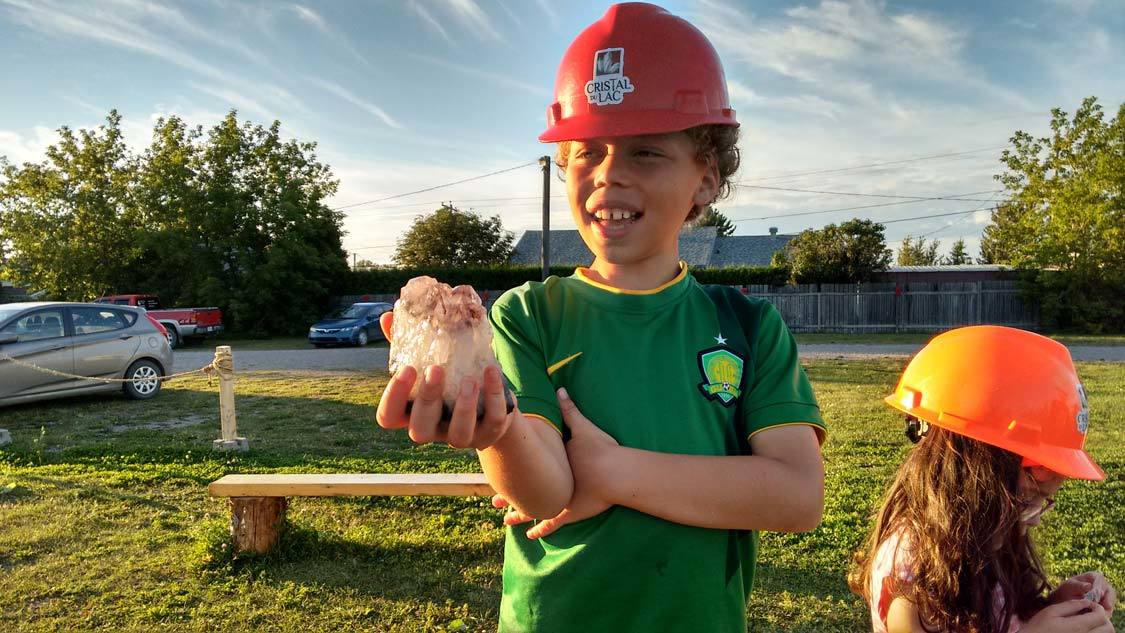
[847,426,1051,633]
[553,124,741,222]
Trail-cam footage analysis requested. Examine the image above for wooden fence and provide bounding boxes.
[739,281,1037,332]
[339,281,1038,334]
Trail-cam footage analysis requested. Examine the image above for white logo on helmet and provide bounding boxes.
[585,48,635,106]
[1076,383,1090,433]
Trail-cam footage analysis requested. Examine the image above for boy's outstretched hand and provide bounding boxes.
[494,387,618,539]
[375,311,516,449]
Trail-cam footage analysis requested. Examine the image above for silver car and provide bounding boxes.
[0,302,174,406]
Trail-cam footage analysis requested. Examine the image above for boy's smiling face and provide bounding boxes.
[564,132,719,271]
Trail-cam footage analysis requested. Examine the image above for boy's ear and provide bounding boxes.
[692,156,721,207]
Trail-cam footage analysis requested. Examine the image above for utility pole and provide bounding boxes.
[352,253,357,270]
[539,156,551,281]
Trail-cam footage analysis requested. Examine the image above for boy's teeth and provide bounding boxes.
[594,209,636,220]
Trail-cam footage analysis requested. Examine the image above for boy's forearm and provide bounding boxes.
[602,447,824,532]
[478,414,573,519]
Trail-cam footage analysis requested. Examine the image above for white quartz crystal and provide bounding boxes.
[389,276,509,416]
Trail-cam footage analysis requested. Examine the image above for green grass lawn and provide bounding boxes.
[795,331,1125,346]
[1,362,1121,632]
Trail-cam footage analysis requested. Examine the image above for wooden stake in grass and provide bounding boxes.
[210,346,249,452]
[0,429,10,446]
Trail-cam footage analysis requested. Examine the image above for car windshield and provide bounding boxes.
[0,307,24,324]
[334,305,371,319]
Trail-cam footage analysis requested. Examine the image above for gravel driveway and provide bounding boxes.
[172,343,1124,373]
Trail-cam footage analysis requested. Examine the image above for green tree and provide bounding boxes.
[988,96,1125,330]
[0,111,139,300]
[394,205,514,267]
[946,238,972,265]
[1,109,348,335]
[897,235,942,266]
[692,205,735,236]
[771,218,892,283]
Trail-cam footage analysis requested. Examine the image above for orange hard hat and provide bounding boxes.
[886,326,1104,481]
[539,2,738,142]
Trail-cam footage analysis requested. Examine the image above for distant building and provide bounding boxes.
[1,279,31,304]
[509,226,794,268]
[875,265,1017,284]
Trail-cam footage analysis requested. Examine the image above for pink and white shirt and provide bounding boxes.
[868,530,1022,632]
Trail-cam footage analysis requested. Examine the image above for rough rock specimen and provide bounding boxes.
[389,276,514,418]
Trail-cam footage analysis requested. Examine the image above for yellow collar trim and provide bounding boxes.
[575,262,688,295]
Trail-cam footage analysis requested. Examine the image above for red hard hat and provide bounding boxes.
[539,2,738,142]
[886,326,1104,481]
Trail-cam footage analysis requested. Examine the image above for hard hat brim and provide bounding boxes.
[885,395,1106,481]
[539,108,738,143]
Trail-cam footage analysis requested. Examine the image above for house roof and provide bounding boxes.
[885,265,1011,272]
[509,227,793,268]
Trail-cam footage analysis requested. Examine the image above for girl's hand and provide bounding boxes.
[1050,572,1117,617]
[1021,599,1114,633]
[493,387,619,538]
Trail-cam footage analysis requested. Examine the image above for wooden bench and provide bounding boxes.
[208,473,495,554]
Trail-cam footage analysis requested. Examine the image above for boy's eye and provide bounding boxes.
[635,148,665,158]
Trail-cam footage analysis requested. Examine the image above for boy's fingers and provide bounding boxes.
[408,365,445,444]
[556,387,592,432]
[526,510,570,539]
[473,366,509,448]
[490,494,509,509]
[379,311,394,341]
[375,366,416,429]
[503,509,535,526]
[446,376,480,449]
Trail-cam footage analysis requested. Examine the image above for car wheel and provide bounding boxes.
[165,326,180,349]
[123,359,162,400]
[356,329,369,347]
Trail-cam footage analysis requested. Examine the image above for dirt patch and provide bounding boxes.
[111,414,208,433]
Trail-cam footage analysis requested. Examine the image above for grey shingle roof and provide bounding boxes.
[510,228,792,268]
[710,234,795,267]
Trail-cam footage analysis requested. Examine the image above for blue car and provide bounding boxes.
[308,302,392,347]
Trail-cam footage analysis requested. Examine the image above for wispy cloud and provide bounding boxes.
[406,0,505,43]
[408,1,455,45]
[0,0,305,118]
[189,82,277,123]
[289,3,372,68]
[307,78,403,130]
[407,52,550,98]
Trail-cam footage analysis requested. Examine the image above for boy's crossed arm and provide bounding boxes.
[499,387,824,539]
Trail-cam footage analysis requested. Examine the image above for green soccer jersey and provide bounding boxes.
[488,264,826,633]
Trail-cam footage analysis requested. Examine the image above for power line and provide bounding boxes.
[737,183,1001,202]
[332,161,538,212]
[880,204,1000,225]
[735,146,1006,184]
[729,189,999,224]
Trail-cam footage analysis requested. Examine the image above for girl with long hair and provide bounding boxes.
[849,326,1116,633]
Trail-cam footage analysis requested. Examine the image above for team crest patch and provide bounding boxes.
[1076,382,1090,433]
[697,346,744,406]
[585,47,635,106]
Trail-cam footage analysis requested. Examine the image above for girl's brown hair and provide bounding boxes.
[848,425,1050,633]
[554,124,741,222]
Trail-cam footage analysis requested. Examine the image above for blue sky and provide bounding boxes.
[2,0,1123,264]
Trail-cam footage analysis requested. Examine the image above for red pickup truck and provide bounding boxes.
[96,294,224,348]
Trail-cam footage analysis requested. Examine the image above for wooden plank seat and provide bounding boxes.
[208,473,495,554]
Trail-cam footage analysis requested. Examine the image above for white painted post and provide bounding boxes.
[0,429,10,446]
[211,346,249,452]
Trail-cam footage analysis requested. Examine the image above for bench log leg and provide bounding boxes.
[229,496,287,554]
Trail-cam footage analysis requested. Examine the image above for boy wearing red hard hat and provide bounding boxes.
[378,4,826,631]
